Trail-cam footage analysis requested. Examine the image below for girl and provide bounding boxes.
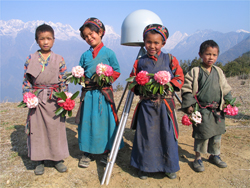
[22,24,69,175]
[75,18,123,168]
[129,24,184,180]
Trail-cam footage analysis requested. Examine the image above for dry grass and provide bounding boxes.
[0,76,249,188]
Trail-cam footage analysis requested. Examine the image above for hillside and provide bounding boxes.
[1,19,250,102]
[0,76,249,187]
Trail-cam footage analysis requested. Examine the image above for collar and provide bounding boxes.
[147,51,161,61]
[90,42,104,58]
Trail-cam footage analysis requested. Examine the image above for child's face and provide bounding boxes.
[144,32,165,56]
[199,47,219,68]
[36,31,54,53]
[82,27,102,49]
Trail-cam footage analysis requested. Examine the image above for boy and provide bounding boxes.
[129,24,184,180]
[181,40,232,172]
[22,24,69,175]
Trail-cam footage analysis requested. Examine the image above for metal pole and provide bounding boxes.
[116,82,128,112]
[101,46,146,185]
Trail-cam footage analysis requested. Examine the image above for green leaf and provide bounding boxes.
[74,77,77,85]
[68,110,72,117]
[147,73,154,77]
[61,110,67,117]
[60,92,67,101]
[70,76,74,83]
[70,91,79,100]
[66,75,73,80]
[125,77,135,82]
[54,92,63,98]
[159,85,164,95]
[150,83,155,90]
[128,82,137,90]
[55,107,64,116]
[195,103,199,112]
[76,78,80,85]
[105,76,109,83]
[34,90,39,96]
[235,103,241,107]
[153,84,159,95]
[81,77,85,82]
[110,76,114,83]
[142,87,147,96]
[17,101,27,108]
[229,98,236,105]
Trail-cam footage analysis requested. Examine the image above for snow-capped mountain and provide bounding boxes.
[1,19,249,102]
[164,31,188,52]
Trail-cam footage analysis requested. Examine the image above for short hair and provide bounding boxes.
[144,30,165,43]
[35,24,54,41]
[199,40,220,55]
[79,23,103,40]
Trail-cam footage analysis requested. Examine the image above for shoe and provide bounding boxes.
[165,172,177,179]
[78,154,92,168]
[100,153,110,165]
[138,170,148,180]
[193,159,205,172]
[209,155,227,168]
[54,161,67,173]
[34,161,44,175]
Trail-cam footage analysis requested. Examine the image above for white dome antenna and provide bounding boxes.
[121,9,163,46]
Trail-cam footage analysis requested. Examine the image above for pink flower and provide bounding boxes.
[96,63,107,76]
[72,66,84,78]
[224,105,238,116]
[104,64,113,77]
[154,71,171,85]
[182,115,192,126]
[62,98,75,111]
[26,96,38,108]
[23,92,36,103]
[135,71,150,86]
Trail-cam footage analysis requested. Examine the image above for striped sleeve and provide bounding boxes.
[58,57,68,92]
[22,55,33,94]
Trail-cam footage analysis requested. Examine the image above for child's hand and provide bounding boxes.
[187,106,194,114]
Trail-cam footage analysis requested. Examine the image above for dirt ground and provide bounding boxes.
[0,76,250,188]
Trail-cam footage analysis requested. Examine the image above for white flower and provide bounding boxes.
[191,111,202,124]
[72,66,84,78]
[65,92,73,99]
[26,96,38,108]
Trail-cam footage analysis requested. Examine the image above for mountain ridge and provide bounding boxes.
[1,19,250,102]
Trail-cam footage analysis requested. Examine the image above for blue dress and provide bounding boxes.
[130,53,180,173]
[78,46,124,154]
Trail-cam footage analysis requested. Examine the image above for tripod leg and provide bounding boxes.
[101,91,134,185]
[116,82,128,112]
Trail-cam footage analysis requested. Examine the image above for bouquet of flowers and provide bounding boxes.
[126,70,173,96]
[182,103,202,126]
[65,66,85,87]
[54,91,79,117]
[223,97,240,116]
[93,63,114,87]
[18,92,39,109]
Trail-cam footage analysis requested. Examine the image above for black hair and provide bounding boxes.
[79,23,103,40]
[199,40,220,55]
[35,24,54,41]
[143,30,165,43]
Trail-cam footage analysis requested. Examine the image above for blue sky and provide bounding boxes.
[1,0,250,36]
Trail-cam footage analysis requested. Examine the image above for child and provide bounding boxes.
[22,24,69,175]
[129,24,184,180]
[75,17,124,168]
[181,40,233,172]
